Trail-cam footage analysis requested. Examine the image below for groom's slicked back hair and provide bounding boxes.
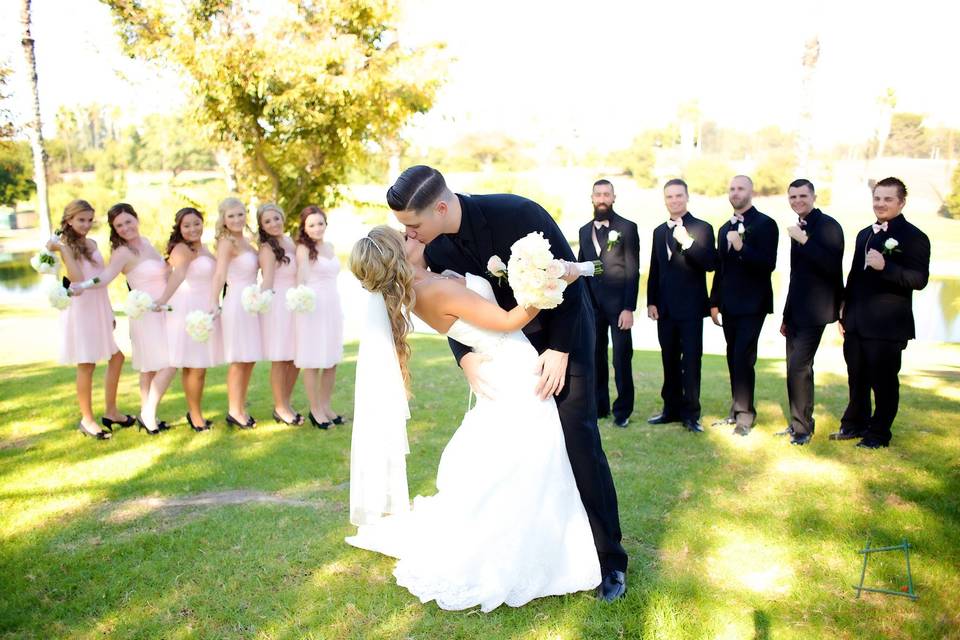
[386,165,448,213]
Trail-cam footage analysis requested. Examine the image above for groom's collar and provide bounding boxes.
[444,193,494,271]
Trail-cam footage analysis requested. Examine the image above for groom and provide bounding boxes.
[387,165,629,601]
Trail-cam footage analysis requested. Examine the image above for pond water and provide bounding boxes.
[2,252,959,343]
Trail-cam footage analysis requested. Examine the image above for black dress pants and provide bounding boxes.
[840,330,905,445]
[721,313,766,428]
[594,310,634,422]
[657,317,704,420]
[785,323,826,436]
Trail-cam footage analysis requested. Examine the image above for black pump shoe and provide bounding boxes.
[331,415,346,426]
[226,413,255,429]
[308,412,330,430]
[185,413,210,432]
[101,414,136,431]
[273,410,301,426]
[136,416,161,436]
[78,420,111,440]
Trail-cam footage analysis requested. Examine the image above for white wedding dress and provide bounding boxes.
[346,274,601,612]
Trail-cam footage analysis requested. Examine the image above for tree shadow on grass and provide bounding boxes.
[1,341,959,638]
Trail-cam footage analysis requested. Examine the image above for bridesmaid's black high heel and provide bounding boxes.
[226,413,255,429]
[308,412,330,430]
[78,420,111,440]
[101,414,136,431]
[273,410,301,426]
[185,413,210,432]
[331,415,345,426]
[136,416,161,436]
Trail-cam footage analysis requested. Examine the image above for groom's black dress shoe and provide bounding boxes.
[613,417,629,428]
[683,419,703,433]
[647,413,678,425]
[829,430,864,441]
[597,570,627,602]
[856,438,888,449]
[790,433,812,446]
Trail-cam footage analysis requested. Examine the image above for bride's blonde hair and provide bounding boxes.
[349,225,416,395]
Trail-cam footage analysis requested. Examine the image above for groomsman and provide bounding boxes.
[831,177,930,448]
[709,175,779,436]
[646,179,718,432]
[578,179,640,427]
[776,179,844,445]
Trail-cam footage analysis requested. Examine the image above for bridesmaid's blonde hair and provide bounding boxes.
[349,225,415,395]
[214,196,252,246]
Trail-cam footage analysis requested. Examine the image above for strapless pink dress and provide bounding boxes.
[59,249,120,365]
[220,250,263,363]
[294,255,343,369]
[166,254,224,368]
[126,258,170,372]
[260,249,297,361]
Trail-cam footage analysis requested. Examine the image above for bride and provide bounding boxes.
[345,225,601,612]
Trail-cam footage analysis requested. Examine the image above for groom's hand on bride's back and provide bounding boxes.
[535,349,569,400]
[461,352,495,400]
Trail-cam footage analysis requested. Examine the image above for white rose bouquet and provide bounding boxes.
[241,284,273,314]
[45,281,71,310]
[30,250,60,275]
[504,232,595,310]
[185,310,215,342]
[124,289,170,319]
[285,285,317,313]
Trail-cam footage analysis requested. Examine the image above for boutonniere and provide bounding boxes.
[736,222,747,238]
[882,238,900,255]
[606,229,621,250]
[486,255,508,285]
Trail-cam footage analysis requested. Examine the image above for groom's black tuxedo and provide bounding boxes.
[424,193,628,574]
[577,211,640,423]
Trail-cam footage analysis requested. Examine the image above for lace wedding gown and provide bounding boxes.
[346,274,600,612]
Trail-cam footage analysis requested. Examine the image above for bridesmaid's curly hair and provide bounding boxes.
[348,225,416,396]
[165,207,204,257]
[107,203,140,254]
[58,199,95,263]
[296,205,326,262]
[257,203,290,265]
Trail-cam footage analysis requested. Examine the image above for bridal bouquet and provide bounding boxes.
[124,290,171,319]
[185,310,215,342]
[241,284,273,314]
[30,250,60,275]
[45,281,71,310]
[504,232,600,310]
[285,285,316,313]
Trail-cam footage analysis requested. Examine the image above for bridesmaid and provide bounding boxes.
[294,206,345,429]
[257,203,302,425]
[86,203,177,435]
[211,197,262,428]
[47,199,132,440]
[154,207,223,431]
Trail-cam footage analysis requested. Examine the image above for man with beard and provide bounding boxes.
[831,177,930,448]
[709,175,779,436]
[646,178,718,432]
[776,179,844,446]
[578,179,640,427]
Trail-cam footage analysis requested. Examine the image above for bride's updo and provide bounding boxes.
[349,225,416,393]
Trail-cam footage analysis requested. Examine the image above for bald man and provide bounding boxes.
[709,175,779,436]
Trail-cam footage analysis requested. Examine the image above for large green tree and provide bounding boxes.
[104,0,444,214]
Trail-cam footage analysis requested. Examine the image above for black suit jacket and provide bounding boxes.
[424,193,592,375]
[646,212,718,321]
[577,212,640,320]
[783,208,845,328]
[842,214,930,341]
[709,206,778,316]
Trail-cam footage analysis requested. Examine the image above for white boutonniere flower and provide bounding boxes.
[486,255,508,284]
[606,229,621,251]
[737,222,746,236]
[882,238,900,255]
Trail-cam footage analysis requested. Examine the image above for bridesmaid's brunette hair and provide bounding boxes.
[257,203,290,265]
[107,203,140,254]
[59,199,95,263]
[348,225,415,395]
[386,165,450,213]
[166,207,204,257]
[296,205,326,262]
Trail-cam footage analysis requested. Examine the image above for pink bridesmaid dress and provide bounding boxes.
[59,248,120,364]
[166,254,224,368]
[294,254,343,369]
[126,258,170,372]
[220,250,263,363]
[260,249,297,361]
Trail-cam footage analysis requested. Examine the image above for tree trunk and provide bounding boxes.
[20,0,51,236]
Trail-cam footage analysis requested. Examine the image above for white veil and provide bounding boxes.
[349,290,411,526]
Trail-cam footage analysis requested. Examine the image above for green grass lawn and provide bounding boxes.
[1,332,959,639]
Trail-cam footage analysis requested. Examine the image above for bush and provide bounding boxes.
[683,155,734,196]
[944,163,960,219]
[754,151,797,196]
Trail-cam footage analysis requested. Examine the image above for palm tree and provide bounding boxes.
[20,0,52,236]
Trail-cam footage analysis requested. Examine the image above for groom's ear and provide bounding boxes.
[435,199,448,217]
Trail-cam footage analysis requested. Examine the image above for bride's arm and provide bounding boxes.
[432,280,539,332]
